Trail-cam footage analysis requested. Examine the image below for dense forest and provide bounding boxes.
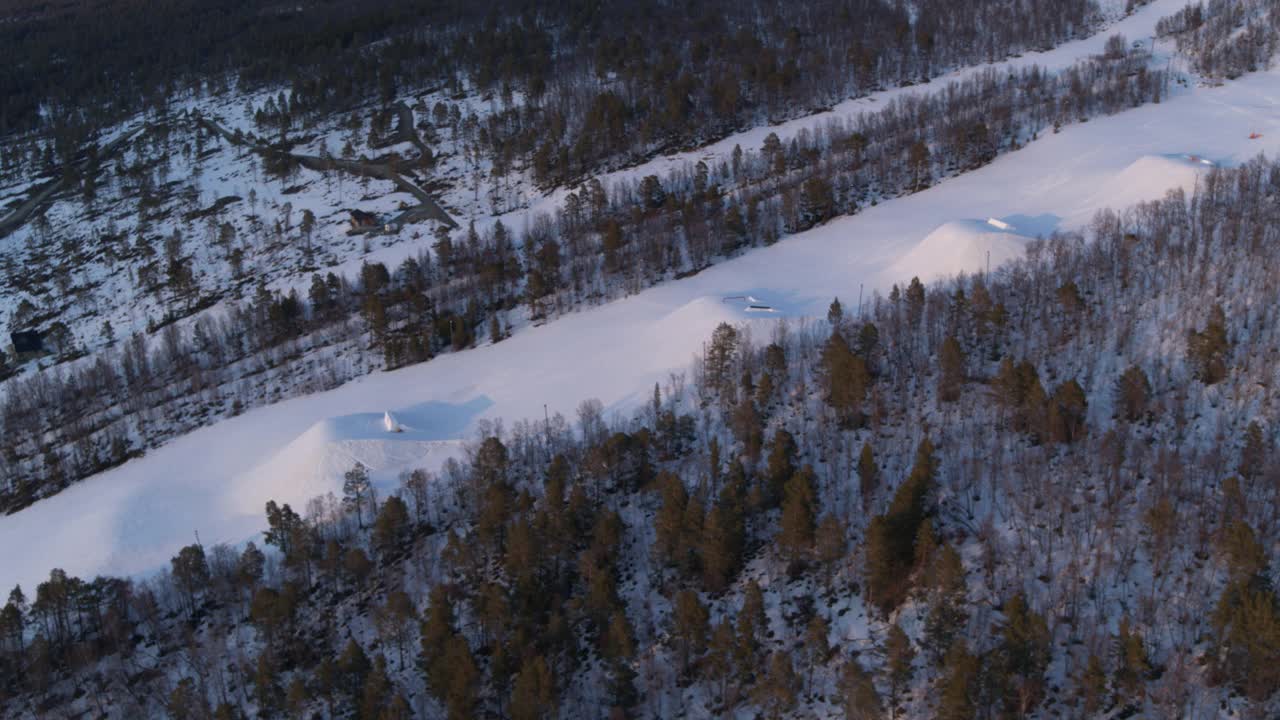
[1,0,1101,173]
[2,156,1279,718]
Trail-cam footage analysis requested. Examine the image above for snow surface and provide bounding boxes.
[5,12,1280,591]
[884,219,1038,284]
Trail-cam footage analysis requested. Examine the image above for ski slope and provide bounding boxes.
[5,43,1280,593]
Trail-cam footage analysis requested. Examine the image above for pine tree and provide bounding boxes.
[360,655,393,720]
[372,496,409,552]
[905,277,926,326]
[1114,365,1151,423]
[814,514,848,577]
[804,614,831,684]
[654,472,691,573]
[707,621,739,704]
[374,591,417,670]
[755,651,799,717]
[938,335,965,403]
[923,545,968,663]
[254,653,281,717]
[1238,421,1267,482]
[838,660,883,720]
[701,471,746,592]
[936,641,978,720]
[999,593,1050,713]
[671,589,710,677]
[1113,616,1150,701]
[885,622,915,713]
[1080,653,1109,715]
[763,429,797,509]
[864,439,937,613]
[821,331,870,427]
[1218,520,1267,580]
[1187,304,1230,384]
[285,676,307,720]
[700,504,737,592]
[736,580,767,673]
[1211,582,1280,700]
[441,636,479,720]
[510,654,557,720]
[343,462,373,528]
[1047,379,1087,444]
[828,297,845,327]
[857,443,879,509]
[168,677,210,720]
[170,544,209,618]
[779,466,817,563]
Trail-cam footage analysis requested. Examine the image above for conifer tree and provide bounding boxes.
[756,651,799,717]
[779,466,817,563]
[923,545,968,663]
[999,593,1050,713]
[828,297,845,327]
[1114,365,1151,423]
[864,439,937,613]
[821,331,870,427]
[671,589,710,677]
[885,622,916,713]
[1113,616,1150,701]
[936,641,978,720]
[736,580,767,672]
[510,654,557,720]
[838,660,883,720]
[343,462,373,529]
[938,335,965,403]
[1187,304,1229,384]
[1080,653,1109,715]
[764,429,797,509]
[857,442,879,509]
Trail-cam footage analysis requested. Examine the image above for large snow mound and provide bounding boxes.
[886,219,1036,283]
[228,399,488,515]
[1088,153,1215,212]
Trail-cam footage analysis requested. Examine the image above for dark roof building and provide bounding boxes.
[348,209,380,229]
[10,330,42,354]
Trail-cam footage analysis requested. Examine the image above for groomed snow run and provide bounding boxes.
[4,48,1280,593]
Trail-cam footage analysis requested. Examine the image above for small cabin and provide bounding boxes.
[10,330,43,357]
[348,210,380,232]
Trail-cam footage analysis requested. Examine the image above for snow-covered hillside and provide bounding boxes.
[4,1,1280,718]
[2,35,1275,592]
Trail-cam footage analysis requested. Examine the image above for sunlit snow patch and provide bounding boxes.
[886,219,1037,284]
[1085,153,1217,216]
